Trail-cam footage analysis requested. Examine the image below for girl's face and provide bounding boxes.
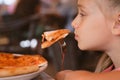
[72,0,114,50]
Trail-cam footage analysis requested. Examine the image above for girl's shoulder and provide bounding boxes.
[95,53,113,72]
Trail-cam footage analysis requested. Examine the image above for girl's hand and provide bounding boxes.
[55,70,95,80]
[55,70,72,80]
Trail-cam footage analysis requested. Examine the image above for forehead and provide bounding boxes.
[78,0,95,5]
[77,0,108,8]
[78,0,111,14]
[77,0,99,12]
[77,0,97,11]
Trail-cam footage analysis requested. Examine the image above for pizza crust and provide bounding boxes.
[0,65,38,77]
[0,53,47,77]
[41,29,70,49]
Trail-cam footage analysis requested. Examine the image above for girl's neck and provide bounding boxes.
[106,48,120,68]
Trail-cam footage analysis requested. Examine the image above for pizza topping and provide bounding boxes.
[0,53,47,67]
[0,53,47,77]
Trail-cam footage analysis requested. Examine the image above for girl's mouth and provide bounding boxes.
[75,34,79,40]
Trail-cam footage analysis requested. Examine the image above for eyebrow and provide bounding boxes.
[77,4,85,8]
[77,4,86,12]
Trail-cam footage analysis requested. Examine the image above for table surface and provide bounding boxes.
[32,72,55,80]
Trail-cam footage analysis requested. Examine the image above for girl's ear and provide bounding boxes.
[112,15,120,35]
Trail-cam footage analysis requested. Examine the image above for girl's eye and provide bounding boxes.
[78,9,86,17]
[79,12,85,16]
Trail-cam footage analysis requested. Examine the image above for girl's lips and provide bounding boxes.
[75,34,78,40]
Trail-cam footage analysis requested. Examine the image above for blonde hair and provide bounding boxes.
[109,0,120,7]
[108,0,120,12]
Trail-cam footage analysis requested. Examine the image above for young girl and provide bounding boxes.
[55,0,120,80]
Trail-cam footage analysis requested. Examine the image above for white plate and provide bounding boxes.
[0,56,48,80]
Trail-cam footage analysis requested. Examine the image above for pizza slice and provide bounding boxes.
[0,53,47,77]
[41,29,70,49]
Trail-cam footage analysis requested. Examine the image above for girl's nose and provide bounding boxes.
[71,18,76,28]
[71,17,79,29]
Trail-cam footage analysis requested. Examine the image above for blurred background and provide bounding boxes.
[0,0,102,77]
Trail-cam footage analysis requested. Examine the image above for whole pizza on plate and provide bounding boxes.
[0,52,47,77]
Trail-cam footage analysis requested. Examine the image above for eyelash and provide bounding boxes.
[77,8,86,17]
[79,12,86,17]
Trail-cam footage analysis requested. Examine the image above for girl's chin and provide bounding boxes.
[78,42,94,50]
[78,44,87,50]
[78,44,93,51]
[78,45,101,51]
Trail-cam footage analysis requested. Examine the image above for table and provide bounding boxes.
[32,72,55,80]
